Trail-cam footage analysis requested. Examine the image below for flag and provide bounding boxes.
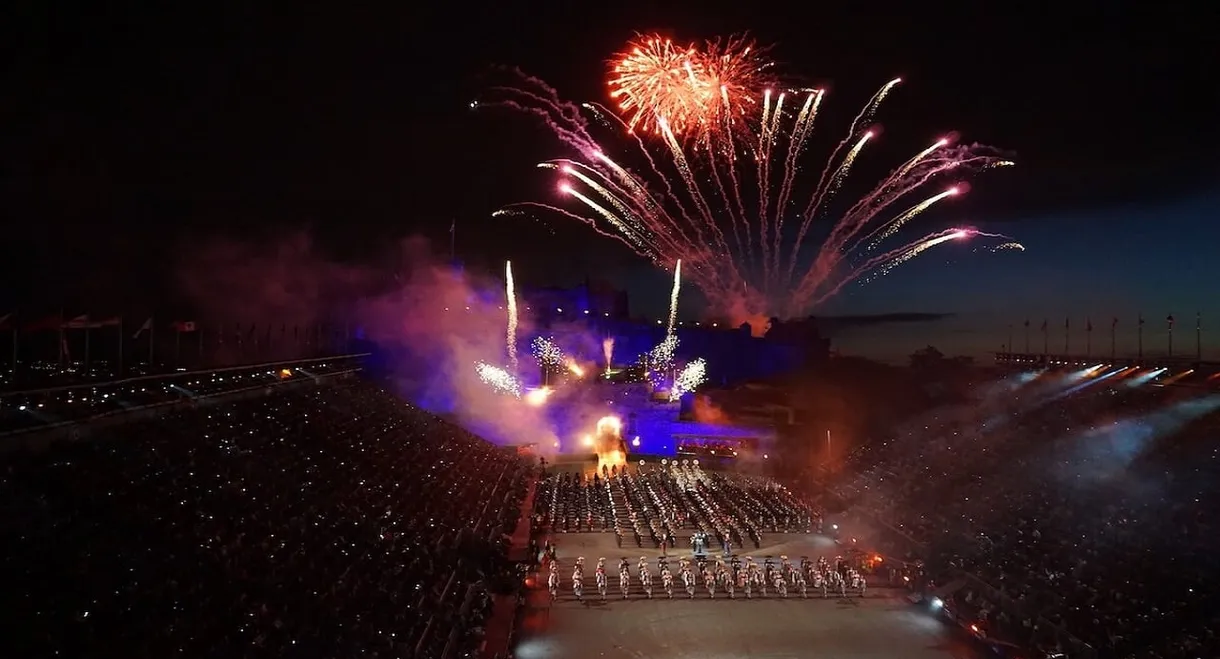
[171,321,197,332]
[1065,317,1070,329]
[1023,319,1029,328]
[1139,314,1145,326]
[133,318,153,339]
[1086,319,1093,332]
[1197,312,1202,330]
[91,316,122,328]
[1167,314,1175,327]
[1112,317,1118,328]
[62,314,92,329]
[22,315,60,332]
[0,312,13,330]
[450,218,456,235]
[1040,320,1047,331]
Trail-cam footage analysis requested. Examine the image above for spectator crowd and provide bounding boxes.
[0,356,363,434]
[0,376,530,658]
[829,369,1220,659]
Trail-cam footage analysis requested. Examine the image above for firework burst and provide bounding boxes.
[476,361,522,397]
[609,35,772,143]
[672,358,708,399]
[486,34,1019,324]
[531,336,565,369]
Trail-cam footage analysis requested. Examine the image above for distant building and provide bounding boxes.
[515,282,830,385]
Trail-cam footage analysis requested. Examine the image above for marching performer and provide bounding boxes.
[572,567,584,600]
[548,562,560,601]
[640,564,653,598]
[595,558,608,600]
[619,562,631,599]
[681,565,697,599]
[754,566,768,597]
[661,566,674,599]
[773,571,788,598]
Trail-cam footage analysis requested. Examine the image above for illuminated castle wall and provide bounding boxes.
[516,280,828,385]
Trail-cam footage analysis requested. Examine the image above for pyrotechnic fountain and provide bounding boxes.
[602,337,615,373]
[666,259,681,336]
[485,34,1022,323]
[505,260,518,373]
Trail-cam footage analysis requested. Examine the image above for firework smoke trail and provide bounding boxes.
[666,259,682,335]
[865,186,960,248]
[989,241,1026,251]
[806,229,967,305]
[493,204,653,257]
[602,337,615,371]
[559,183,646,248]
[488,38,1016,321]
[658,118,731,259]
[790,77,903,266]
[895,138,949,180]
[772,90,824,263]
[800,147,1000,292]
[505,261,518,373]
[546,162,635,219]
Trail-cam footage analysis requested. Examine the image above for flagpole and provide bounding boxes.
[149,319,156,368]
[1064,318,1070,355]
[11,316,18,379]
[118,316,124,378]
[1197,312,1203,361]
[84,325,91,373]
[1168,315,1174,357]
[1042,320,1048,357]
[1024,321,1030,353]
[175,328,182,367]
[1086,321,1091,358]
[1007,324,1013,354]
[1110,319,1116,361]
[450,218,456,263]
[1138,314,1143,361]
[58,308,65,367]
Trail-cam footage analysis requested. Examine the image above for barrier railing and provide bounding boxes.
[1,353,369,398]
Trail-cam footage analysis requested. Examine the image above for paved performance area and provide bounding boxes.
[517,533,984,659]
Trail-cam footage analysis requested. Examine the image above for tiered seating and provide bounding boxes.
[0,358,361,434]
[831,372,1220,659]
[0,378,529,659]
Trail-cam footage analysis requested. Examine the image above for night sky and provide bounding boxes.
[5,3,1216,361]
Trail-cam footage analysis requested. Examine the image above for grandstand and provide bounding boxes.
[823,367,1220,659]
[0,367,532,658]
[7,352,1214,659]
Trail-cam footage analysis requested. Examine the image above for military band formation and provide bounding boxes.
[546,554,867,601]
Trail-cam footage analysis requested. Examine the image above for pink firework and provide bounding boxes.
[484,37,1017,326]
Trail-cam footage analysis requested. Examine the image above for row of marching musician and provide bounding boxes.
[546,555,867,601]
